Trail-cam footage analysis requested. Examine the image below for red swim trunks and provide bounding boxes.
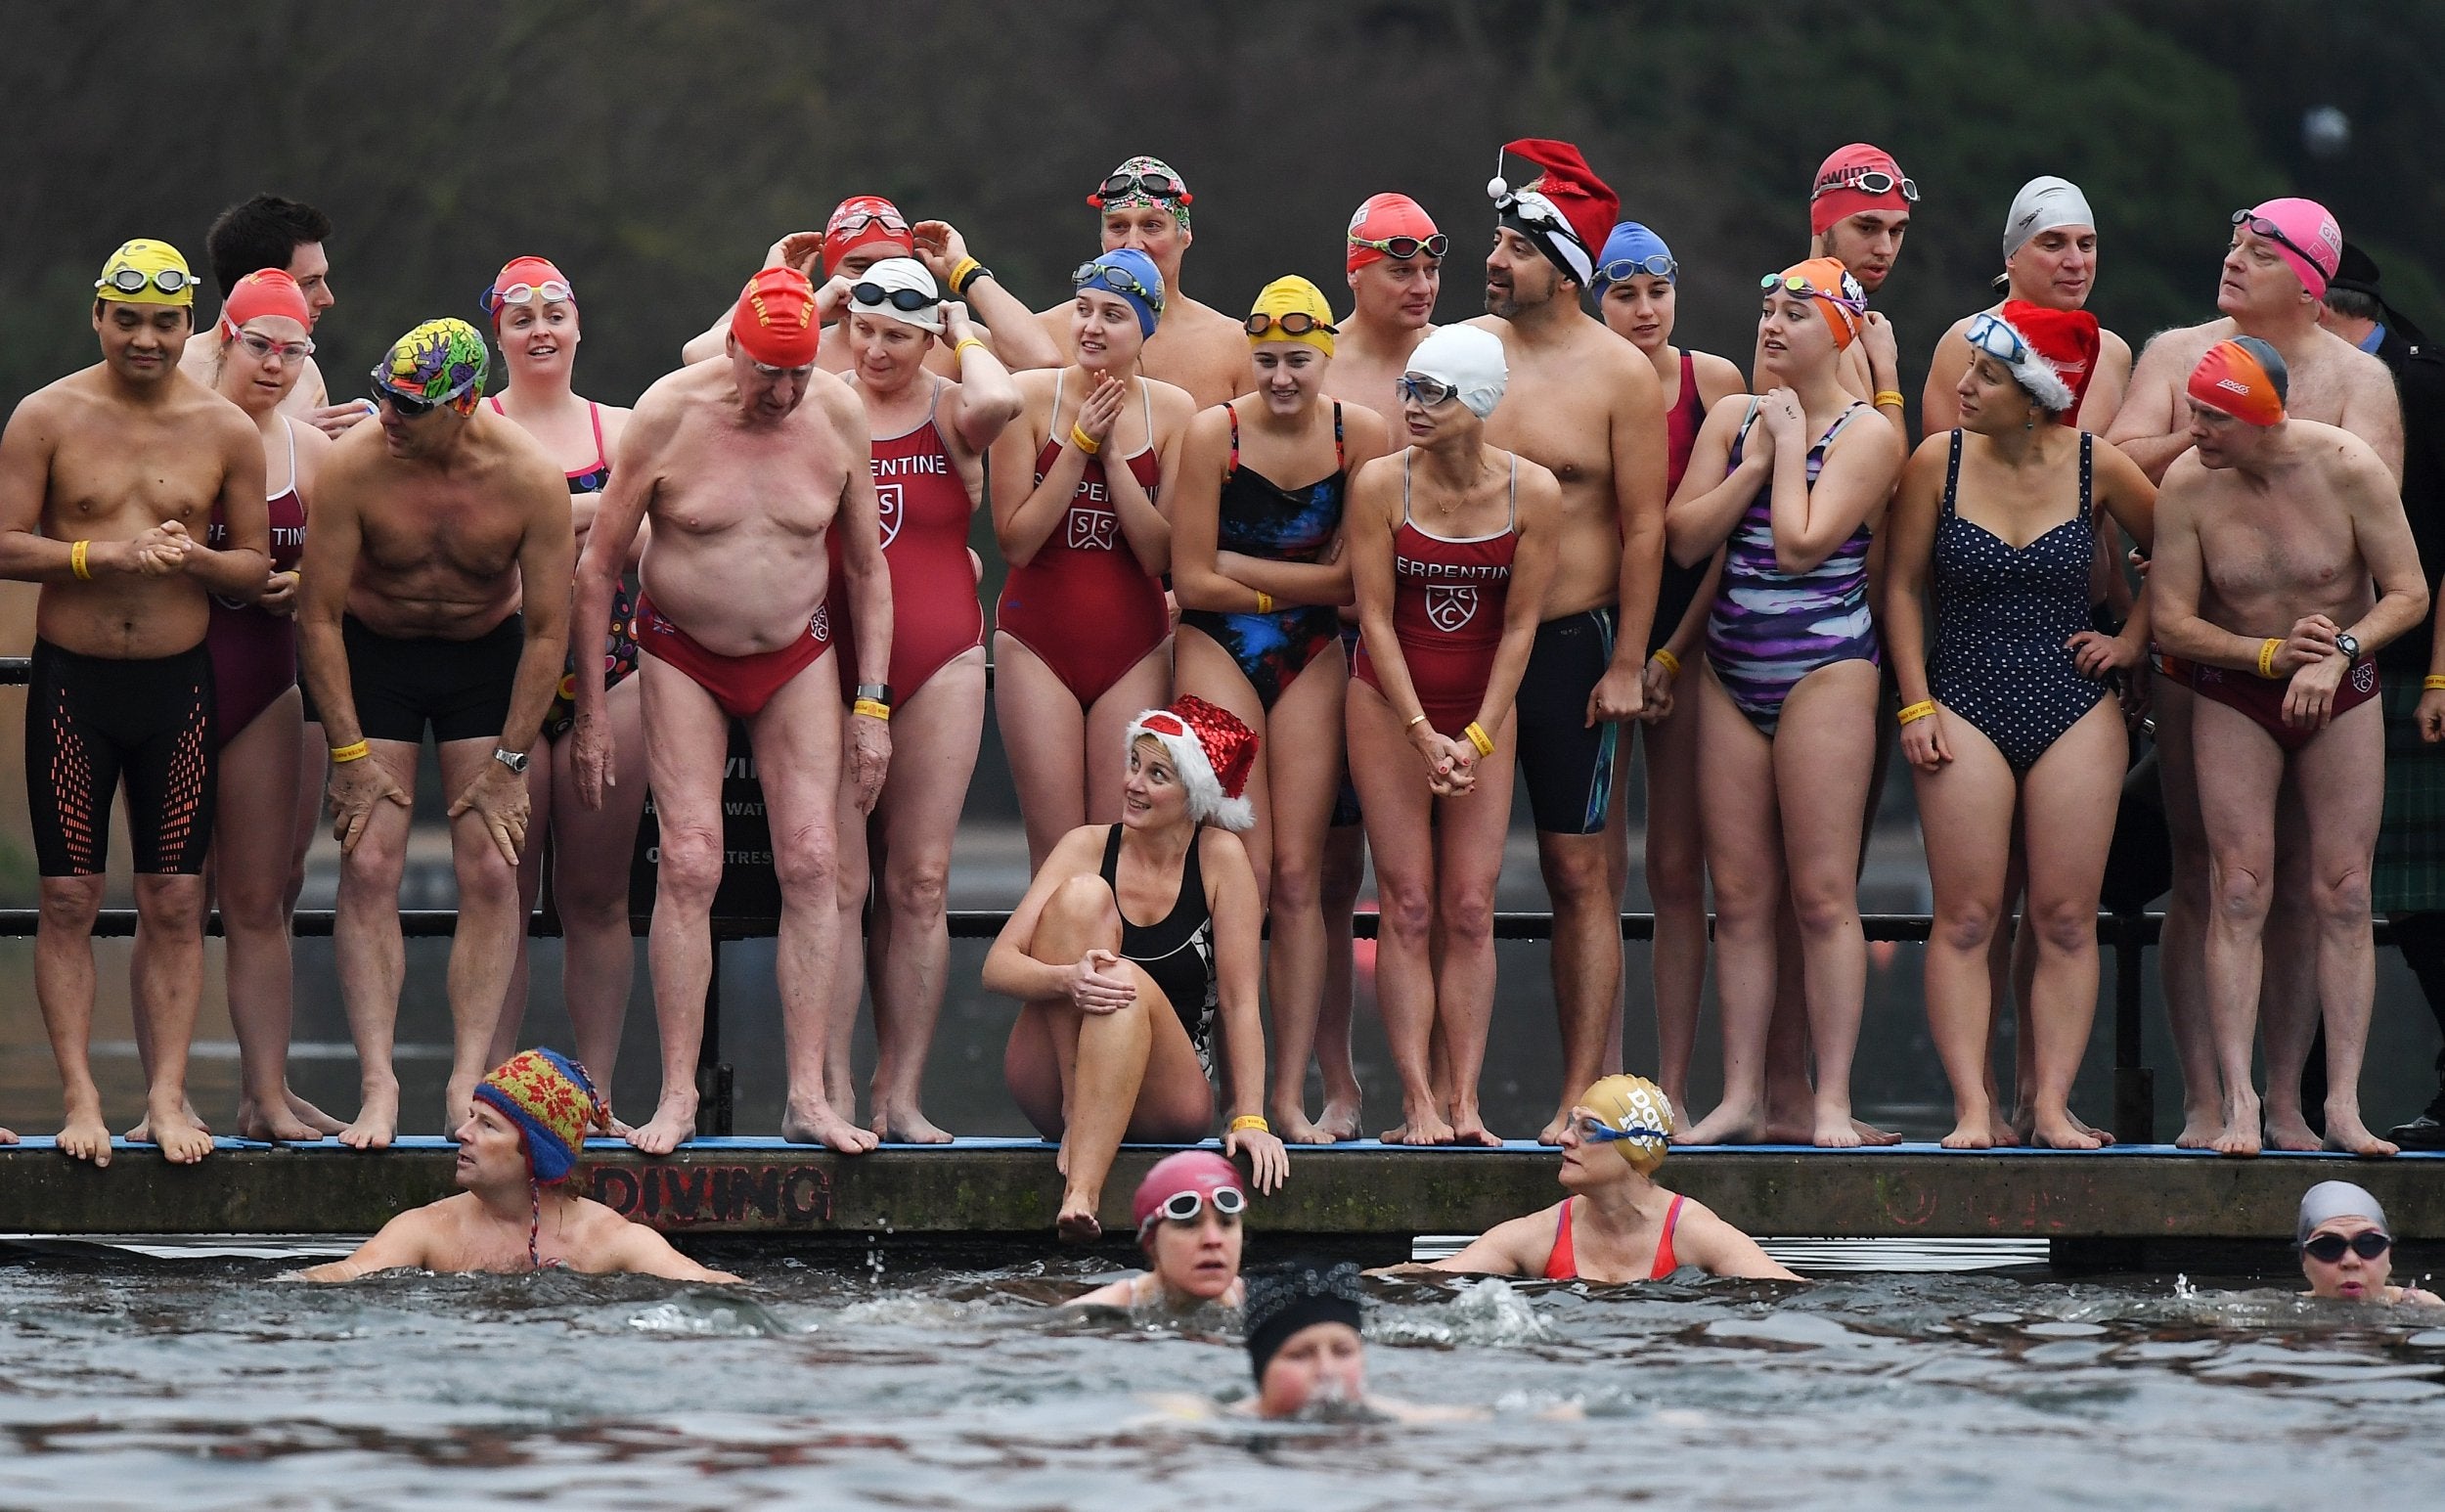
[2188,658,2378,752]
[635,593,832,719]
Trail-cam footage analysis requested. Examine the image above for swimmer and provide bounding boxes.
[1233,1261,1482,1422]
[0,239,272,1166]
[1172,276,1390,1143]
[180,194,367,435]
[1469,141,1670,1144]
[572,269,891,1156]
[1591,220,1749,1116]
[986,698,1290,1241]
[1397,1076,1799,1282]
[297,1048,740,1282]
[1806,143,1914,438]
[2151,336,2425,1157]
[2295,1180,2441,1306]
[1065,1150,1251,1311]
[1036,156,1251,407]
[299,318,575,1146]
[2109,198,2405,1151]
[476,257,645,1108]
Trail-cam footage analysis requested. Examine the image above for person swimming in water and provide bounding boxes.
[297,1048,739,1282]
[2295,1180,2440,1305]
[1065,1149,1250,1312]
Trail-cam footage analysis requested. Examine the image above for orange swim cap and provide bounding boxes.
[1767,256,1865,349]
[2187,336,2288,426]
[731,268,821,368]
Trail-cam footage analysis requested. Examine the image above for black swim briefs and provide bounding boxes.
[341,612,523,745]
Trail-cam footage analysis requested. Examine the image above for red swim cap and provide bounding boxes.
[1133,1150,1244,1244]
[823,196,914,273]
[1810,143,1915,237]
[1347,193,1440,272]
[731,268,821,368]
[218,269,311,338]
[482,255,574,322]
[2187,336,2288,426]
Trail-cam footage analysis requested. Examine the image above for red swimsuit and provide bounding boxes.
[2189,657,2381,751]
[827,380,983,700]
[205,418,306,747]
[995,375,1168,708]
[1542,1193,1686,1281]
[1353,454,1517,733]
[634,595,832,720]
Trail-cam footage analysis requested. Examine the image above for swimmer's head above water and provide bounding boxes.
[1243,1261,1366,1416]
[1132,1151,1247,1305]
[469,1047,607,1186]
[1569,1074,1674,1177]
[2294,1181,2427,1304]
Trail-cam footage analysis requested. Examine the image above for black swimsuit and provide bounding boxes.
[1100,824,1218,1077]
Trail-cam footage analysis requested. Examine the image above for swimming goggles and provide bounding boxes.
[1598,253,1679,284]
[234,332,315,363]
[483,279,574,314]
[97,265,199,297]
[749,359,817,378]
[1073,261,1164,308]
[1759,271,1866,313]
[1140,1185,1246,1235]
[1964,312,2029,365]
[1349,232,1449,261]
[1576,1116,1669,1147]
[1245,311,1337,339]
[1090,170,1191,205]
[2302,1230,2391,1264]
[1395,374,1458,408]
[1812,167,1919,203]
[851,282,941,313]
[2229,209,2328,275]
[370,379,439,419]
[830,207,910,237]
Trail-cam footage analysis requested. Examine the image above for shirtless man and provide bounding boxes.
[0,240,270,1166]
[299,318,573,1147]
[572,268,892,1155]
[1808,144,1915,440]
[298,1048,740,1282]
[1035,156,1251,408]
[2109,199,2405,1148]
[2151,336,2424,1158]
[178,194,368,437]
[1470,140,1668,1142]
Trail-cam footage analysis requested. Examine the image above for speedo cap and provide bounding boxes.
[2002,176,2095,262]
[2187,335,2289,426]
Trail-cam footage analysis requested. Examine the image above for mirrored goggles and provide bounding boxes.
[1245,311,1337,339]
[235,332,315,363]
[1396,374,1458,408]
[1813,168,1918,202]
[2302,1230,2391,1265]
[1599,253,1679,284]
[97,266,198,296]
[1141,1185,1246,1234]
[830,208,909,238]
[1349,232,1449,260]
[1965,312,2028,366]
[852,282,941,313]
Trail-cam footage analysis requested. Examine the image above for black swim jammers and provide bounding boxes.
[25,639,214,876]
[341,612,522,745]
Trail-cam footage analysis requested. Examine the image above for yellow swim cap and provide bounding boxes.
[1246,275,1337,356]
[1580,1074,1674,1174]
[95,239,197,308]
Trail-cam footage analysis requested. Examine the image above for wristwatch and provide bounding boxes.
[2336,632,2362,662]
[855,683,892,707]
[493,746,530,775]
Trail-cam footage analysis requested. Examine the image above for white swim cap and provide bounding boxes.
[2297,1179,2387,1245]
[2002,176,2095,263]
[847,256,943,333]
[1406,325,1508,419]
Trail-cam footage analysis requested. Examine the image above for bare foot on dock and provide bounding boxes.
[126,1100,209,1144]
[1382,1103,1457,1145]
[2030,1113,2110,1150]
[1940,1114,1997,1150]
[2262,1110,2323,1152]
[2322,1115,2399,1158]
[288,1089,346,1136]
[237,1095,326,1143]
[2211,1090,2262,1157]
[1273,1106,1332,1145]
[1678,1101,1767,1145]
[1449,1105,1503,1147]
[1055,1196,1102,1243]
[1312,1096,1363,1143]
[626,1090,698,1155]
[1537,1107,1574,1145]
[59,1097,111,1166]
[133,1097,213,1164]
[783,1098,879,1154]
[338,1083,400,1150]
[2174,1108,2225,1149]
[1813,1106,1866,1149]
[870,1100,954,1145]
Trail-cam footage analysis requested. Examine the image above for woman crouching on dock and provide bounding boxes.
[985,697,1289,1239]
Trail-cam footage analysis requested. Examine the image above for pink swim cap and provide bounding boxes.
[2238,198,2342,298]
[1132,1150,1244,1243]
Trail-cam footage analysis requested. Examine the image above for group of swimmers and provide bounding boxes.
[0,141,2434,1226]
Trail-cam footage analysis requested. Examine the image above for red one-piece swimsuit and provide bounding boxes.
[1353,454,1517,734]
[827,379,985,701]
[205,417,307,747]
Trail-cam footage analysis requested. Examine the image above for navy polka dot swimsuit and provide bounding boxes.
[1928,430,2105,772]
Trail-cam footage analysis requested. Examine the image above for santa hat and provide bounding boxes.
[1990,300,2100,421]
[1487,138,1618,287]
[1127,696,1258,832]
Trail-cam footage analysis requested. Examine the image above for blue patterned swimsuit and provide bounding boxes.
[1178,403,1348,710]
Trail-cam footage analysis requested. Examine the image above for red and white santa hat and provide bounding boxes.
[1487,138,1619,287]
[1984,299,2101,422]
[1127,696,1259,832]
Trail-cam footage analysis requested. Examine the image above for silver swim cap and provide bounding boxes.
[2297,1179,2387,1245]
[2002,176,2096,263]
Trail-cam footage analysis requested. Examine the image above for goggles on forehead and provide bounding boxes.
[750,359,817,378]
[851,282,941,313]
[2302,1230,2391,1264]
[1760,272,1865,314]
[830,207,909,238]
[1139,1184,1246,1236]
[1813,168,1919,203]
[98,266,198,297]
[1350,232,1448,261]
[1965,312,2029,366]
[1396,374,1458,408]
[2229,209,2325,273]
[485,279,574,315]
[1091,170,1190,205]
[1599,253,1679,285]
[1073,260,1162,307]
[1495,192,1571,235]
[1245,311,1336,339]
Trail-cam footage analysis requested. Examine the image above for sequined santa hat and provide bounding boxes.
[1126,696,1258,832]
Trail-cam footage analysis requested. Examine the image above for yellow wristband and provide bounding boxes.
[70,540,91,580]
[1650,647,1681,679]
[1464,721,1495,757]
[329,740,372,764]
[948,256,982,293]
[2425,676,2445,691]
[1069,422,1101,456]
[1254,591,1273,614]
[852,697,891,722]
[953,337,986,362]
[1896,700,1937,728]
[1227,1114,1270,1134]
[2257,637,2281,679]
[1874,390,1906,410]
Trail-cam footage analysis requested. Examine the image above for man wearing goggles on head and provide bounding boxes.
[1467,140,1671,1145]
[181,194,369,437]
[0,238,276,1167]
[1806,144,1916,439]
[1034,156,1251,407]
[1064,1151,1254,1312]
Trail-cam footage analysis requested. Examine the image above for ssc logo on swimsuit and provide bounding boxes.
[1068,507,1119,552]
[809,603,830,642]
[2353,661,2378,694]
[1426,585,1479,632]
[875,482,904,549]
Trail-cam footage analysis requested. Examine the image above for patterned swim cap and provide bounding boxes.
[472,1047,604,1184]
[375,317,490,415]
[1090,155,1192,231]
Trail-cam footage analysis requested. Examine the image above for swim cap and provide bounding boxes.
[1347,193,1439,272]
[2002,176,2095,263]
[731,267,822,367]
[95,238,197,308]
[1593,222,1677,295]
[1248,275,1336,356]
[374,318,490,414]
[1769,257,1866,349]
[472,1047,604,1184]
[848,256,943,334]
[1074,248,1165,338]
[2187,335,2289,426]
[1986,300,2099,420]
[1133,1150,1246,1243]
[1489,138,1618,287]
[1128,695,1258,831]
[2298,1180,2388,1245]
[1406,324,1508,419]
[480,255,574,322]
[1243,1261,1364,1383]
[1809,143,1916,237]
[2239,197,2343,298]
[218,269,311,339]
[1578,1074,1674,1174]
[823,196,914,273]
[1089,155,1192,231]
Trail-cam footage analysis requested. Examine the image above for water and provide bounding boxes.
[4,1244,2441,1509]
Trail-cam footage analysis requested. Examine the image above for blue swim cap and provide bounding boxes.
[1593,222,1677,295]
[1074,248,1166,337]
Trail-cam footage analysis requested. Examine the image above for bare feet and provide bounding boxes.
[1850,1119,1904,1146]
[286,1089,346,1136]
[133,1096,213,1164]
[1312,1096,1363,1143]
[1940,1115,1997,1150]
[869,1099,954,1145]
[1381,1101,1457,1145]
[2322,1112,2400,1158]
[2029,1112,2110,1150]
[237,1095,327,1143]
[125,1099,209,1144]
[338,1083,400,1150]
[1055,1197,1102,1244]
[2262,1110,2323,1153]
[782,1096,880,1154]
[441,1074,480,1138]
[59,1098,111,1167]
[1677,1101,1766,1146]
[1448,1105,1504,1147]
[626,1090,698,1155]
[0,1126,15,1145]
[2174,1107,2225,1149]
[1537,1107,1573,1146]
[1812,1105,1865,1149]
[1272,1105,1332,1145]
[2211,1089,2262,1157]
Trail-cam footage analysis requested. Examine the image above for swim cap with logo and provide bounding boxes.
[1810,143,1915,237]
[732,267,822,367]
[1770,256,1866,349]
[1347,192,1439,272]
[218,269,311,339]
[375,318,490,414]
[2187,335,2289,426]
[848,256,943,334]
[823,196,915,273]
[1247,275,1336,356]
[2002,176,2096,263]
[95,238,197,308]
[1578,1074,1674,1174]
[1406,324,1508,419]
[2240,197,2342,298]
